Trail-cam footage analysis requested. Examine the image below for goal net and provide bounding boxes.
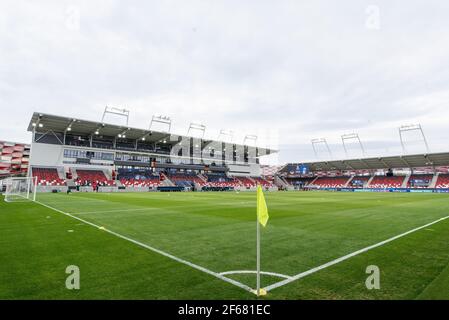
[4,177,37,202]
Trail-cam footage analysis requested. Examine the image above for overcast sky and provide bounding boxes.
[1,0,449,164]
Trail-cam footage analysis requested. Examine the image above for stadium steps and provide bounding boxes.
[430,173,440,188]
[402,173,412,188]
[102,169,112,180]
[66,179,76,187]
[310,176,319,185]
[197,174,208,184]
[115,180,123,187]
[344,175,355,187]
[366,176,375,187]
[71,168,79,180]
[274,175,289,188]
[160,173,175,186]
[193,182,203,190]
[56,167,65,180]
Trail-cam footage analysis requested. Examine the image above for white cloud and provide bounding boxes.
[1,0,449,164]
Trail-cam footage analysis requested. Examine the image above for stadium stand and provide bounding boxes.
[75,169,115,186]
[285,177,315,187]
[205,173,240,188]
[0,141,30,177]
[32,167,66,186]
[349,176,371,188]
[312,176,350,188]
[435,174,449,188]
[408,174,434,188]
[118,170,161,187]
[235,177,257,188]
[252,177,274,187]
[21,112,449,194]
[368,176,405,188]
[168,173,205,187]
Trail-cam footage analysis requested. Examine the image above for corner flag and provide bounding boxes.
[255,185,269,296]
[257,185,269,227]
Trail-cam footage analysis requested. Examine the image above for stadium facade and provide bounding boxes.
[0,140,30,178]
[279,153,449,192]
[25,112,277,192]
[1,111,449,194]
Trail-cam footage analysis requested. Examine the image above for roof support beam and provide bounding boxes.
[359,158,372,170]
[378,158,390,168]
[399,156,412,168]
[311,138,332,159]
[102,106,130,126]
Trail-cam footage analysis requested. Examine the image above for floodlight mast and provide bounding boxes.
[399,124,430,154]
[150,115,172,133]
[243,134,258,146]
[341,133,366,157]
[101,106,130,126]
[187,123,206,138]
[217,129,234,143]
[311,138,332,159]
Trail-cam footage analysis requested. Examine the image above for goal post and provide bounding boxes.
[3,176,37,203]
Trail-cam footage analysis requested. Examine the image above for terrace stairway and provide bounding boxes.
[66,179,76,187]
[160,173,175,186]
[429,173,440,188]
[344,175,355,187]
[274,175,289,188]
[366,176,375,187]
[402,174,411,188]
[197,174,208,184]
[56,167,66,180]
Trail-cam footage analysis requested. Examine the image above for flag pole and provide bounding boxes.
[256,213,260,296]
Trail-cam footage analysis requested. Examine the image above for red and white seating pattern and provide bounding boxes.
[75,170,115,186]
[203,176,273,188]
[120,177,161,187]
[205,179,240,188]
[368,176,405,188]
[168,174,206,186]
[235,177,257,188]
[252,177,274,187]
[312,177,350,188]
[0,141,30,177]
[435,174,449,188]
[32,167,66,186]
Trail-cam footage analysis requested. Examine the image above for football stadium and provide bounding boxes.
[1,110,449,301]
[2,2,449,313]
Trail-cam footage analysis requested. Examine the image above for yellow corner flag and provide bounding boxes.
[257,185,269,227]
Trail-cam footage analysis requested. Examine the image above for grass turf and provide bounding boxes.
[0,191,448,299]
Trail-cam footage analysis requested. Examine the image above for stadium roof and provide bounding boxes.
[285,152,449,172]
[27,112,276,155]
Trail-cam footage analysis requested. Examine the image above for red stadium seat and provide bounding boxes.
[435,174,449,188]
[368,176,405,188]
[312,176,350,188]
[32,167,66,186]
[75,169,115,186]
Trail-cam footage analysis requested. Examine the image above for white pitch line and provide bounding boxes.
[34,200,254,294]
[220,270,292,280]
[71,201,253,215]
[264,215,449,292]
[74,207,163,215]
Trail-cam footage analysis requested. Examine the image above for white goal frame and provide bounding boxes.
[3,176,37,202]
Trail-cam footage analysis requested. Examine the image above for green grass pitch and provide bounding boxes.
[1,191,449,300]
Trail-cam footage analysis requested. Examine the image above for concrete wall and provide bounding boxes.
[227,163,261,177]
[30,143,64,167]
